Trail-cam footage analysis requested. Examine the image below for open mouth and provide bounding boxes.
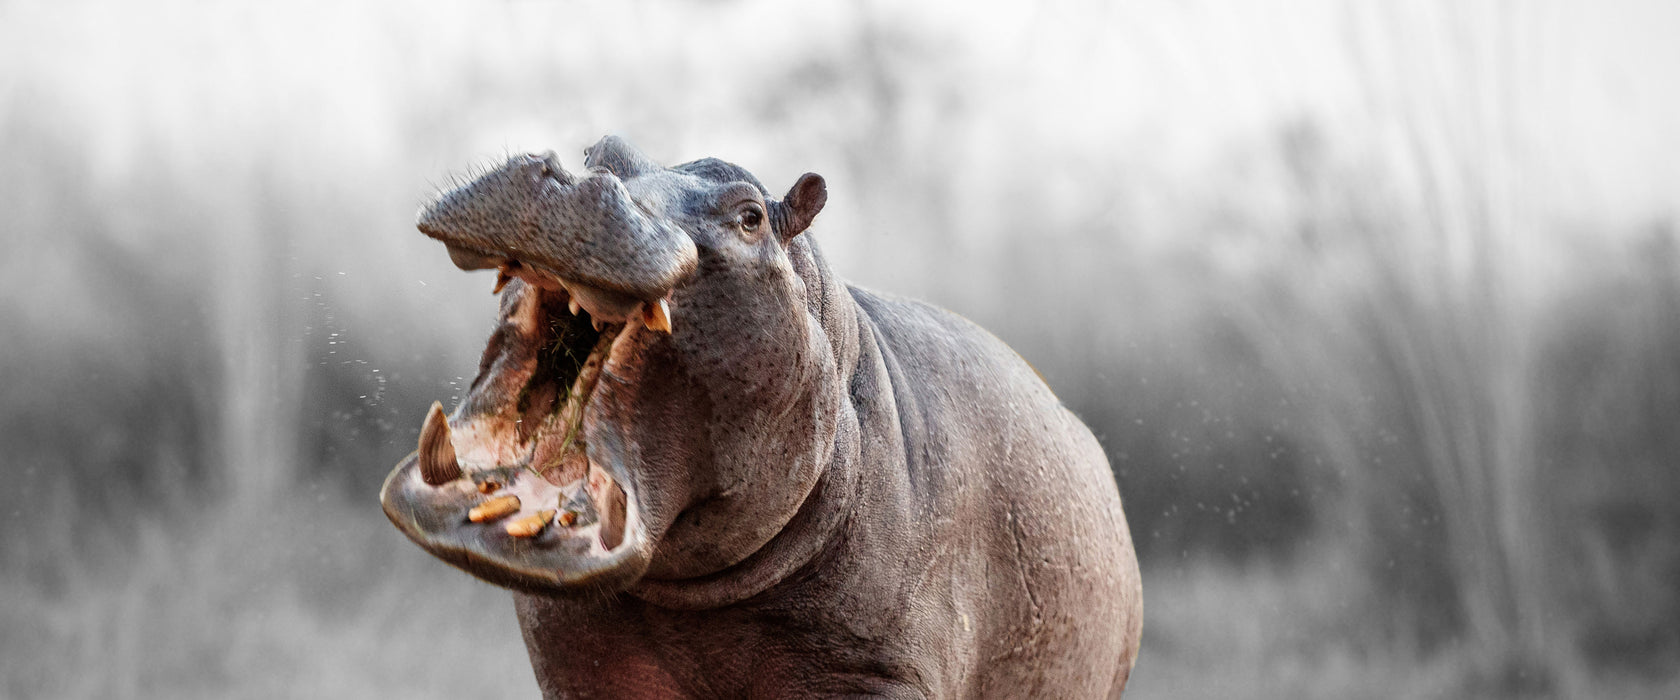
[382,141,700,594]
[380,260,672,593]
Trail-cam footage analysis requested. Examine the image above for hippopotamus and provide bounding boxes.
[380,135,1142,698]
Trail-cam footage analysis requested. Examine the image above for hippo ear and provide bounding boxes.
[775,173,827,241]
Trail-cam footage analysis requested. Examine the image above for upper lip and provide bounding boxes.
[416,162,698,302]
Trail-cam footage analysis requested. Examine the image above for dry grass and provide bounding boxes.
[1129,545,1680,700]
[0,491,537,700]
[8,507,1680,699]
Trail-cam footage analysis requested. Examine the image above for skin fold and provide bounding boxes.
[383,136,1142,698]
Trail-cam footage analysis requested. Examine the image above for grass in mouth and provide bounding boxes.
[519,307,602,414]
[519,306,605,479]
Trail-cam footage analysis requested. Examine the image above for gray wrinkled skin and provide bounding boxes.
[389,136,1142,698]
[418,137,699,301]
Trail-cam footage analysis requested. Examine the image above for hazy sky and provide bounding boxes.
[2,0,1676,231]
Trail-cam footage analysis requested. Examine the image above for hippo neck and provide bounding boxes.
[626,236,870,610]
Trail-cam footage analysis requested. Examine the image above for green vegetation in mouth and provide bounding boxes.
[518,302,602,417]
[515,297,620,483]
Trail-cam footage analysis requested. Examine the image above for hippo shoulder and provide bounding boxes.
[847,285,1061,416]
[844,285,1138,698]
[845,282,1099,497]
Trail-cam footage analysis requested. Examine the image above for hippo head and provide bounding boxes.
[381,136,838,596]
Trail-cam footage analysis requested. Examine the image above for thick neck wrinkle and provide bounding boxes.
[625,410,863,610]
[626,239,868,610]
[794,237,858,380]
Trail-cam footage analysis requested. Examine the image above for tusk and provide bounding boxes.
[418,401,463,485]
[588,462,627,550]
[492,269,512,295]
[569,298,581,316]
[643,297,672,334]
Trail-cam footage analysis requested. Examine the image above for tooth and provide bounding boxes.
[588,463,627,550]
[569,298,581,316]
[592,317,604,331]
[418,401,462,485]
[492,269,512,295]
[505,509,555,538]
[643,298,672,334]
[468,494,521,523]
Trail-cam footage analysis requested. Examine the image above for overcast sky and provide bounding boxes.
[3,0,1675,232]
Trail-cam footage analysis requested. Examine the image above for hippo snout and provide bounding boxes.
[416,148,697,305]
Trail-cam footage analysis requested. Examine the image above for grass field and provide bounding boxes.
[8,505,1677,699]
[0,494,539,699]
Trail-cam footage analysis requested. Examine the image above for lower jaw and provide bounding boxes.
[379,448,645,592]
[383,394,641,590]
[417,281,641,553]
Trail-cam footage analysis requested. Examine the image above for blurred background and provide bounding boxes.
[2,0,1678,698]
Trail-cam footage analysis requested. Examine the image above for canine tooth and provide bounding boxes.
[643,298,672,334]
[505,509,555,538]
[592,317,604,331]
[418,401,463,485]
[468,494,521,523]
[568,298,581,316]
[588,463,627,550]
[493,269,512,295]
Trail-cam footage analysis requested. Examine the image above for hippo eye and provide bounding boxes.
[739,204,764,231]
